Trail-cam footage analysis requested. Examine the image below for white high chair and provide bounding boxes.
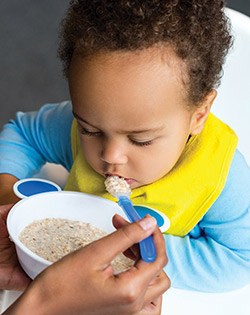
[162,7,250,315]
[1,7,250,314]
[212,8,250,166]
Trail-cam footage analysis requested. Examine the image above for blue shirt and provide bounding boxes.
[1,101,250,292]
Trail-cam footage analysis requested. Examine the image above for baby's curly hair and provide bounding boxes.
[58,0,232,105]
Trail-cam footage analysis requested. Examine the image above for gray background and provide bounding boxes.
[1,0,250,129]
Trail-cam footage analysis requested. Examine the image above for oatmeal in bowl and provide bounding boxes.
[7,191,130,279]
[19,217,133,272]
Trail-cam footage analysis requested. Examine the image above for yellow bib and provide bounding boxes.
[64,113,237,236]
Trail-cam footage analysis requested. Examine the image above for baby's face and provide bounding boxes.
[69,48,200,189]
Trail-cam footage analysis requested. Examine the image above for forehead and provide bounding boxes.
[70,46,186,87]
[68,47,189,127]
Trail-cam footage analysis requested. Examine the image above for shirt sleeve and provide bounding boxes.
[164,149,250,292]
[0,101,73,179]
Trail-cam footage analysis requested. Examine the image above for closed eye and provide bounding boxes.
[79,124,153,146]
[79,126,102,137]
[129,138,153,147]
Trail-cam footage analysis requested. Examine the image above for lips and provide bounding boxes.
[105,173,121,178]
[124,178,134,185]
[104,173,123,180]
[105,173,134,186]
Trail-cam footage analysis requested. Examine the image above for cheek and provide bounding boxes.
[136,140,186,181]
[80,138,100,163]
[129,147,169,179]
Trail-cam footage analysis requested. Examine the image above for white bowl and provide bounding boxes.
[7,191,125,279]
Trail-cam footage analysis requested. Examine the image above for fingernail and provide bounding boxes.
[138,216,157,230]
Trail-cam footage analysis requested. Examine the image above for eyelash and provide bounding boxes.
[129,139,153,147]
[79,126,102,137]
[79,126,153,147]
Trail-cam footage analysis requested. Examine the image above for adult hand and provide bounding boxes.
[112,214,167,315]
[0,174,20,205]
[0,203,31,291]
[5,215,169,315]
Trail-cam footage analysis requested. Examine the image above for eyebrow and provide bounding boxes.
[73,111,99,129]
[72,111,165,134]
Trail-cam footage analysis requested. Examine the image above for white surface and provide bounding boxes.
[162,284,250,315]
[33,162,69,188]
[1,291,22,313]
[7,191,126,280]
[212,8,250,166]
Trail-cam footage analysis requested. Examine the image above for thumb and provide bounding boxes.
[87,216,157,266]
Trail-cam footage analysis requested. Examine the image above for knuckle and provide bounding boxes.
[163,252,168,266]
[158,270,171,292]
[164,272,171,290]
[159,251,168,268]
[120,285,140,304]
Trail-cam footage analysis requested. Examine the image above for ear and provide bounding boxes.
[190,90,217,136]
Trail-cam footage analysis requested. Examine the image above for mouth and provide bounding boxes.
[104,173,134,186]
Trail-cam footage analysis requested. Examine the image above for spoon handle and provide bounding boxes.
[118,196,156,263]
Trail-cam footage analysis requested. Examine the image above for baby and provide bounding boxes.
[1,0,250,293]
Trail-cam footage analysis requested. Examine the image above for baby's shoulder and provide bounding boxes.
[204,149,250,222]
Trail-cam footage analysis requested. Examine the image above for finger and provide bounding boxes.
[0,203,14,221]
[114,214,161,260]
[108,269,169,313]
[0,204,15,238]
[117,225,168,287]
[0,266,32,291]
[112,213,129,230]
[136,296,162,315]
[113,214,140,260]
[138,273,170,314]
[86,216,157,267]
[142,271,170,308]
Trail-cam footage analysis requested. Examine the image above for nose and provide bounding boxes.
[101,138,128,165]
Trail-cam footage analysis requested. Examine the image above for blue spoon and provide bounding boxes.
[105,176,156,263]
